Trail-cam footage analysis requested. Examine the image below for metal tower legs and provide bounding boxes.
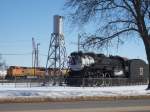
[45,33,67,85]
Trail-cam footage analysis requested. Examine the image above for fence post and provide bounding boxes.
[82,78,85,87]
[14,77,16,88]
[30,79,31,87]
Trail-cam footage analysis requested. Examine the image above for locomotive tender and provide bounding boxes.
[66,51,149,86]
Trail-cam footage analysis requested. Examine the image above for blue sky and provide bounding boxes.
[0,0,147,67]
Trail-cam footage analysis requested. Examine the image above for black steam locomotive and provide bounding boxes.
[66,51,149,86]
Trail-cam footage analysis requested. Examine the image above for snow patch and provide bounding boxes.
[0,84,150,98]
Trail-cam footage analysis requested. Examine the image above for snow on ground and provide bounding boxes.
[0,70,6,79]
[0,83,150,98]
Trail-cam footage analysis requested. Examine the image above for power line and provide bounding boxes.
[1,53,32,56]
[0,53,48,57]
[39,53,47,57]
[0,40,31,43]
[0,38,48,44]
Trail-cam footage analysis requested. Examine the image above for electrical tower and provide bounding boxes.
[46,15,67,77]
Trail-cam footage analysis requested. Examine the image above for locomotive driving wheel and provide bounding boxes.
[93,70,104,86]
[104,73,111,86]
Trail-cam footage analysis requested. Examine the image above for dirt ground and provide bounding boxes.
[1,106,150,112]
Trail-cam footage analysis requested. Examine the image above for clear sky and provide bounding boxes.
[0,0,147,67]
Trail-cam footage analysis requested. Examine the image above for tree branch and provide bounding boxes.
[108,19,136,25]
[83,28,138,48]
[123,0,137,18]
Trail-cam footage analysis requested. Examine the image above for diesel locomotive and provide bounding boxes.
[5,66,68,79]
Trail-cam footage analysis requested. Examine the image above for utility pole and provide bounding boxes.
[78,34,81,52]
[32,37,36,76]
[32,37,36,68]
[32,37,40,76]
[36,43,40,67]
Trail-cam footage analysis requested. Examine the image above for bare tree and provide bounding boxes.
[65,0,150,89]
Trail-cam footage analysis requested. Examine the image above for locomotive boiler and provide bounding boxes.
[66,51,148,86]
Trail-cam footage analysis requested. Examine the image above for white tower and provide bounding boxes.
[46,15,67,77]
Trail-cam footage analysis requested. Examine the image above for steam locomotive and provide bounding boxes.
[66,51,149,86]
